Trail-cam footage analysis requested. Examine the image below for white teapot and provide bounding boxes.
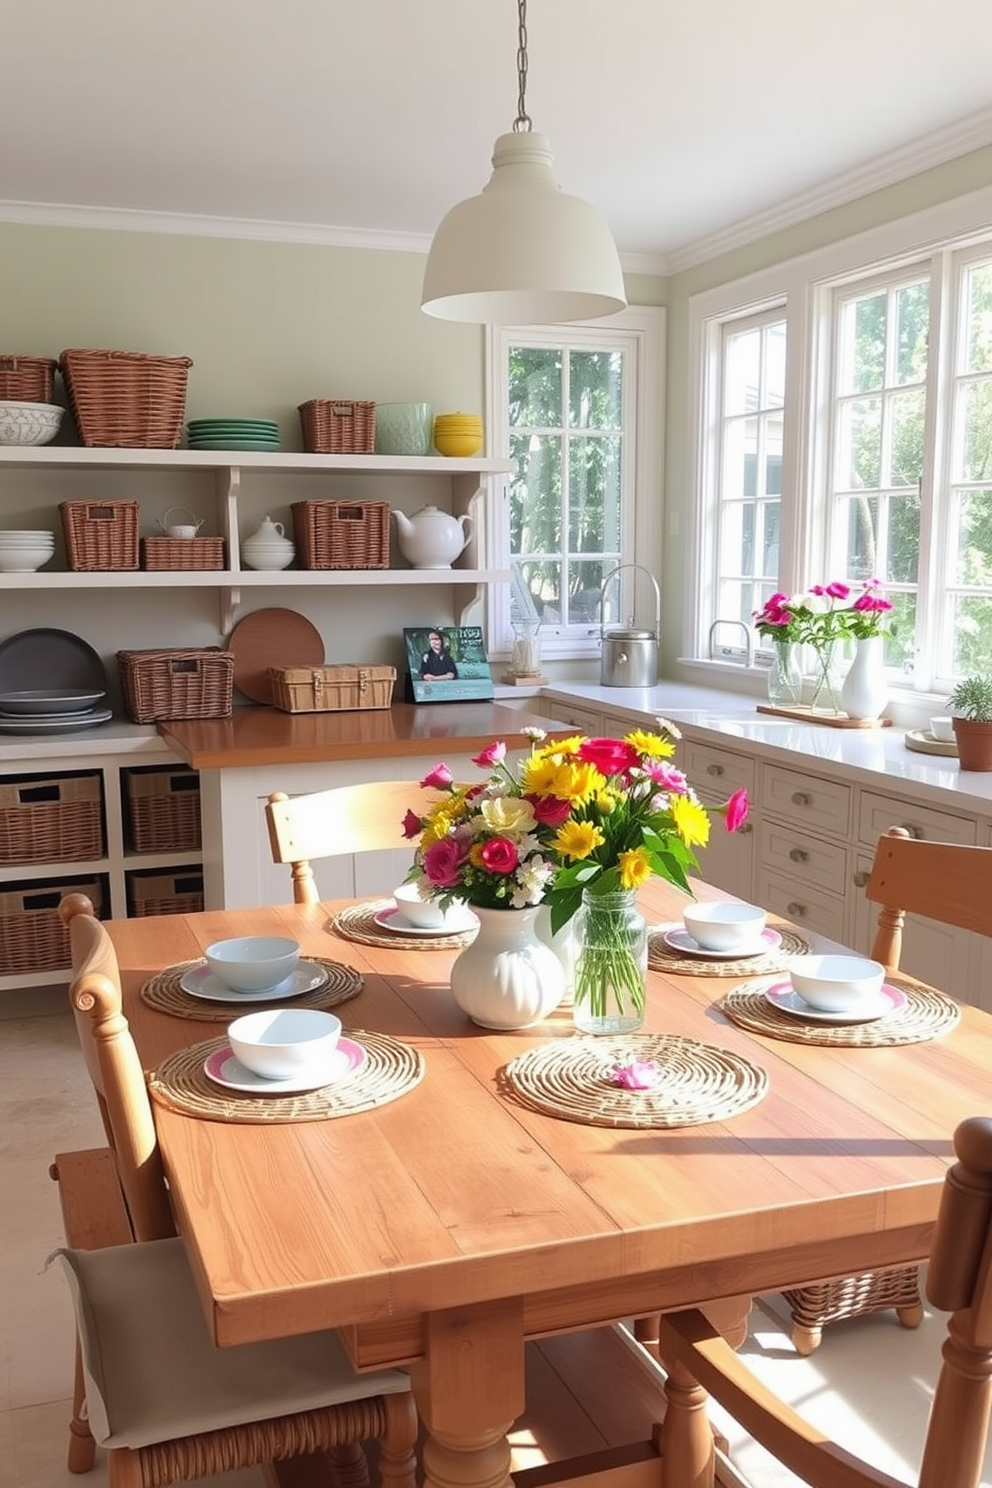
[393,505,473,570]
[241,515,295,571]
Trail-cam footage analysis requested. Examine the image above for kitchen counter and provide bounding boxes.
[158,701,560,770]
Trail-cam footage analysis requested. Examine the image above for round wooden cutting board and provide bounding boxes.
[227,608,324,705]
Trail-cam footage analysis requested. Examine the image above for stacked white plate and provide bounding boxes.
[0,529,56,572]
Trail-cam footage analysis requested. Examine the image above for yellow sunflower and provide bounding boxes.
[552,819,605,860]
[624,728,675,760]
[618,846,653,889]
[670,793,711,848]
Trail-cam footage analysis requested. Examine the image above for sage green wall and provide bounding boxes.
[662,144,992,670]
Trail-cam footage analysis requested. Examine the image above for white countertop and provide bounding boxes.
[541,681,992,813]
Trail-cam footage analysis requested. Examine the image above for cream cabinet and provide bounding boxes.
[678,737,756,900]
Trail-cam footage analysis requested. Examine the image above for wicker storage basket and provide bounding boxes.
[123,766,201,853]
[118,648,234,723]
[0,874,104,975]
[783,1266,922,1352]
[61,500,140,571]
[269,664,396,713]
[128,866,204,918]
[140,536,226,571]
[298,399,376,455]
[59,348,192,448]
[0,772,103,865]
[0,355,57,403]
[291,499,390,570]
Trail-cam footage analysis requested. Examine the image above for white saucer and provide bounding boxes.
[374,904,479,937]
[203,1036,367,1094]
[763,979,907,1023]
[179,960,330,1003]
[661,924,782,960]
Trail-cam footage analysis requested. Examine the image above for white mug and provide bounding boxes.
[930,716,955,742]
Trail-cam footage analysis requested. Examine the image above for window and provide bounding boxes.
[486,309,664,660]
[689,184,992,698]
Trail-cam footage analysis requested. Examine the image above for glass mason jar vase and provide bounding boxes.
[572,887,648,1035]
[767,640,803,708]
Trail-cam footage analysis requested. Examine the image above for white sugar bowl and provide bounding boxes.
[242,516,295,571]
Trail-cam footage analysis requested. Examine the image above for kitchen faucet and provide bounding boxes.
[707,619,754,667]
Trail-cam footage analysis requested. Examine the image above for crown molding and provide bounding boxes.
[665,104,992,276]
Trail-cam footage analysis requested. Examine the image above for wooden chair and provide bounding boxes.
[265,781,429,903]
[784,825,992,1353]
[53,891,418,1488]
[658,1114,992,1488]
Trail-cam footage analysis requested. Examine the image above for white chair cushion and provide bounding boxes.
[55,1239,409,1449]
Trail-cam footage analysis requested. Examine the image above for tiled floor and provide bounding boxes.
[5,998,992,1488]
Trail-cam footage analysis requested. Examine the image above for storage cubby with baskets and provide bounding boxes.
[0,770,105,865]
[126,865,204,918]
[122,765,201,854]
[0,872,109,976]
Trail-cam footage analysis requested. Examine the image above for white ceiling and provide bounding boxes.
[3,0,992,272]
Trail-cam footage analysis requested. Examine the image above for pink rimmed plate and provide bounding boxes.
[203,1036,367,1094]
[661,924,782,960]
[763,979,907,1024]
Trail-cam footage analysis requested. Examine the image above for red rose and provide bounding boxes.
[577,737,639,777]
[480,837,518,874]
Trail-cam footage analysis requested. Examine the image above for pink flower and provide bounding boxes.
[401,808,422,840]
[528,793,572,827]
[643,760,688,793]
[853,593,893,615]
[421,762,453,790]
[480,836,518,874]
[471,740,507,768]
[825,581,850,600]
[578,737,640,777]
[422,837,465,887]
[724,788,750,833]
[612,1060,661,1090]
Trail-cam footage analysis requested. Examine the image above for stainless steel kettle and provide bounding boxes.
[598,564,661,687]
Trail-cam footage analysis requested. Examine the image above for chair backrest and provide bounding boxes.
[58,892,175,1243]
[866,826,992,969]
[659,1115,992,1488]
[265,781,429,904]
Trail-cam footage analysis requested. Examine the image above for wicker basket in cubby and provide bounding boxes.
[123,766,201,853]
[0,355,57,403]
[140,536,225,571]
[291,499,389,569]
[117,648,234,723]
[0,772,104,864]
[0,875,104,975]
[298,399,375,454]
[61,500,140,571]
[128,867,204,918]
[59,347,192,448]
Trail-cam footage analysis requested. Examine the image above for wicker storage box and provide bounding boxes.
[0,874,104,975]
[291,499,390,570]
[128,866,204,918]
[140,536,226,571]
[59,348,192,448]
[123,766,201,853]
[61,500,140,571]
[118,648,234,723]
[298,399,375,454]
[0,355,57,403]
[269,664,396,713]
[0,772,103,865]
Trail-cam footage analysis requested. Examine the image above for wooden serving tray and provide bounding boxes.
[756,704,892,728]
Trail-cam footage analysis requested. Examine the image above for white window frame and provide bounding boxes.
[485,307,665,662]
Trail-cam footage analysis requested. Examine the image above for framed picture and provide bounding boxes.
[403,625,494,703]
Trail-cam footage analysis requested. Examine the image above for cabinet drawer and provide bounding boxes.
[680,740,756,796]
[544,700,604,735]
[760,764,852,837]
[757,821,849,895]
[857,791,978,849]
[755,869,849,943]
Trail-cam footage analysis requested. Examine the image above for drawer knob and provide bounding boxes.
[853,870,870,888]
[738,822,753,836]
[791,791,812,807]
[900,823,924,840]
[706,763,725,777]
[789,847,809,863]
[786,901,808,918]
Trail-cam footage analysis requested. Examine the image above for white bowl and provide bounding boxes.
[682,900,767,953]
[787,954,886,1013]
[228,1007,342,1080]
[930,716,955,742]
[0,401,63,446]
[0,550,54,571]
[393,882,447,929]
[204,935,300,992]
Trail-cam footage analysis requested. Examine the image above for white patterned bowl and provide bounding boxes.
[0,401,63,446]
[374,402,434,456]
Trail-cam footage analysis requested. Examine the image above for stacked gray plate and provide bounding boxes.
[0,688,111,733]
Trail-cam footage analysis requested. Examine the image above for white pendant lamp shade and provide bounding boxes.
[421,131,627,325]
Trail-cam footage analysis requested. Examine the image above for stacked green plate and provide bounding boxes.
[187,418,281,451]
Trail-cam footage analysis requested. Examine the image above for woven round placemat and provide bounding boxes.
[501,1033,768,1129]
[329,899,478,951]
[148,1029,424,1123]
[648,924,810,977]
[720,976,960,1046]
[140,958,363,1022]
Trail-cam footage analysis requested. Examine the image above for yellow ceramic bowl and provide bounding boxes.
[434,431,483,457]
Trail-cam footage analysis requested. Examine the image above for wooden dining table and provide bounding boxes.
[108,879,992,1488]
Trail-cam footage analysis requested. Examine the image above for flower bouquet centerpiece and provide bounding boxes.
[403,723,749,1034]
[754,580,892,713]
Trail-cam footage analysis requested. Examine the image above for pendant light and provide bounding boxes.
[421,0,626,325]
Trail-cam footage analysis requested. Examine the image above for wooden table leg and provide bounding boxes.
[412,1299,525,1488]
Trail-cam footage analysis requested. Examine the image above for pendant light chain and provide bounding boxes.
[514,0,532,132]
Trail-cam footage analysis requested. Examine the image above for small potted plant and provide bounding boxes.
[946,674,992,770]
